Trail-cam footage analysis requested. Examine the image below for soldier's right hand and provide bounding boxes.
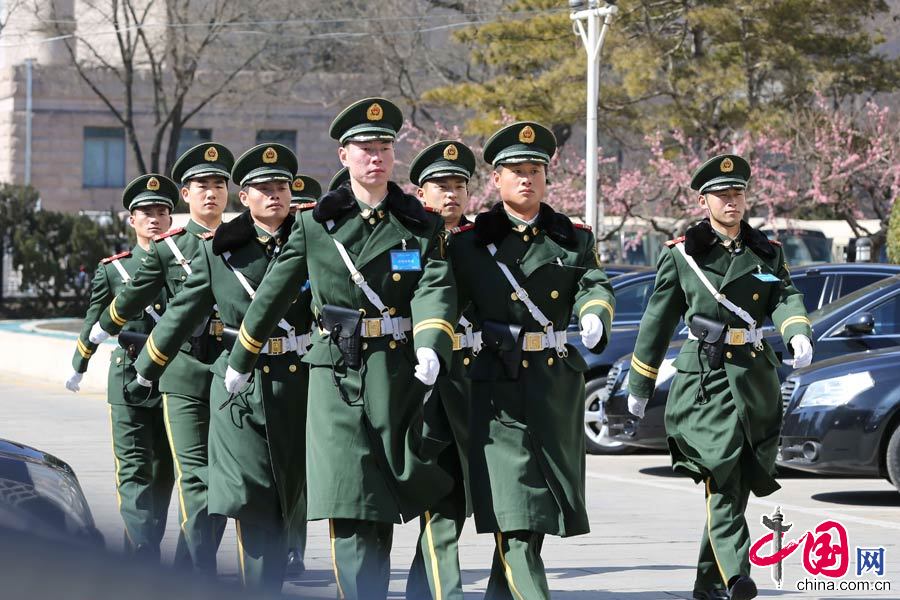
[224,366,251,394]
[88,322,111,344]
[627,394,649,419]
[65,371,83,393]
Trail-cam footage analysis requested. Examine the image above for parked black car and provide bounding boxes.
[601,266,900,451]
[778,347,900,492]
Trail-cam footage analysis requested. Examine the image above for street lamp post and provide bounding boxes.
[570,1,617,245]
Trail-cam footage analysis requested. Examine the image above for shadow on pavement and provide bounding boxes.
[810,490,900,507]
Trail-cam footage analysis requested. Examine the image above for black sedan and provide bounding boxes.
[601,266,900,451]
[778,347,900,492]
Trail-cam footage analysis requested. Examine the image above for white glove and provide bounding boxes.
[580,313,604,349]
[88,322,111,344]
[414,347,440,386]
[224,366,251,394]
[65,371,83,393]
[790,335,813,369]
[134,373,152,388]
[627,394,649,419]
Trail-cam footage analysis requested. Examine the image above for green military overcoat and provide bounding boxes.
[229,181,458,524]
[133,210,309,526]
[628,220,812,497]
[449,202,615,537]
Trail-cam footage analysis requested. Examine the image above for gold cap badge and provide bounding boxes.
[146,177,160,191]
[519,126,536,144]
[721,158,734,173]
[443,144,459,161]
[204,146,219,162]
[292,178,305,192]
[262,147,278,164]
[366,103,383,121]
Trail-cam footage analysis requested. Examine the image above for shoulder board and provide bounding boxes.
[153,227,185,242]
[450,223,475,235]
[199,231,215,240]
[101,250,131,264]
[573,223,592,231]
[297,202,316,211]
[769,239,782,247]
[664,236,686,248]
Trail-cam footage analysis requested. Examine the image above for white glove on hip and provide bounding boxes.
[627,394,649,419]
[790,334,813,369]
[414,347,440,386]
[580,313,604,349]
[65,371,83,393]
[134,373,153,388]
[224,366,251,394]
[89,322,111,344]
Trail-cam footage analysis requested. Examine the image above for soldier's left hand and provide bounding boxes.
[414,347,440,386]
[790,335,813,369]
[580,314,604,349]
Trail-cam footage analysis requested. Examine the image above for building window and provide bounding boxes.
[256,129,296,151]
[83,127,125,188]
[176,128,213,158]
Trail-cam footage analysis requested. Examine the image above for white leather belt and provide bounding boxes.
[522,330,569,352]
[452,331,483,352]
[320,316,412,339]
[261,332,312,356]
[687,327,763,346]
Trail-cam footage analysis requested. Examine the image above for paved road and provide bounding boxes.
[2,372,898,598]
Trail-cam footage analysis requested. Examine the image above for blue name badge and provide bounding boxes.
[754,272,781,283]
[390,250,422,272]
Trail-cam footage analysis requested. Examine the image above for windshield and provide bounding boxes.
[809,275,900,321]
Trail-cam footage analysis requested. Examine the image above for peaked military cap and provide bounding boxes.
[329,97,403,145]
[290,174,322,204]
[483,121,557,167]
[122,174,179,211]
[409,140,476,187]
[231,143,298,187]
[691,154,751,194]
[171,143,234,184]
[328,167,350,191]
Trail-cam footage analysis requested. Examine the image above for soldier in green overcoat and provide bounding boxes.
[627,155,813,600]
[131,143,310,593]
[405,140,478,600]
[65,174,184,561]
[89,143,234,573]
[225,98,458,600]
[448,122,615,600]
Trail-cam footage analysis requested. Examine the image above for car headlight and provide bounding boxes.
[798,371,874,408]
[655,358,677,387]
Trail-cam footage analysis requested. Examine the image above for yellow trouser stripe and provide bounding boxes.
[109,300,127,327]
[162,394,189,536]
[495,532,526,600]
[146,336,168,366]
[236,519,246,587]
[424,511,443,600]
[108,405,133,546]
[779,316,811,335]
[706,479,729,587]
[579,298,615,320]
[630,357,658,380]
[413,318,456,341]
[329,519,346,600]
[77,338,94,358]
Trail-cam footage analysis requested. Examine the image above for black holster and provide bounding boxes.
[188,317,211,361]
[481,320,524,380]
[689,315,727,370]
[118,330,148,360]
[320,304,364,369]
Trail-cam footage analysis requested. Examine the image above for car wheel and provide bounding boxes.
[584,377,635,455]
[887,424,900,493]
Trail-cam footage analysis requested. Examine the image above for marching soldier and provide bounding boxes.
[626,155,813,600]
[449,122,615,599]
[89,143,235,573]
[129,144,309,592]
[405,140,477,600]
[65,174,184,562]
[225,98,457,600]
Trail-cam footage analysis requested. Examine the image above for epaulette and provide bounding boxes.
[296,202,316,211]
[769,239,782,247]
[101,251,131,264]
[199,231,215,240]
[424,205,440,215]
[574,223,592,231]
[450,223,475,235]
[664,236,686,248]
[153,227,185,242]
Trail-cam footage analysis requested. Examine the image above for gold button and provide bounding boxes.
[392,273,401,282]
[725,351,732,360]
[523,235,530,242]
[181,275,186,280]
[154,303,161,310]
[752,293,760,301]
[511,292,518,301]
[389,340,397,350]
[550,290,559,299]
[263,365,270,374]
[116,357,122,364]
[547,357,555,366]
[289,364,297,373]
[368,218,376,225]
[216,336,222,342]
[389,307,397,316]
[532,227,539,235]
[362,342,368,351]
[750,351,757,358]
[521,359,529,368]
[463,357,470,366]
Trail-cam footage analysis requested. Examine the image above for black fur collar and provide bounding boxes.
[212,209,294,256]
[473,202,577,248]
[684,219,776,259]
[313,181,430,231]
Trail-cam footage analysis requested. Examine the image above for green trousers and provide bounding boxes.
[162,392,225,573]
[286,487,307,562]
[328,518,394,600]
[406,509,466,600]
[235,518,288,594]
[696,472,752,591]
[485,531,549,600]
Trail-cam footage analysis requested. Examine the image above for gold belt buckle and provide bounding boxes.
[364,319,382,338]
[730,329,746,346]
[524,332,544,352]
[452,333,463,351]
[268,337,284,355]
[209,319,224,336]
